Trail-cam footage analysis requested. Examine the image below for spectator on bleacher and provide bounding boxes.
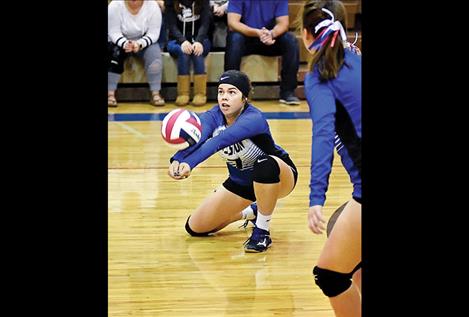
[225,0,300,105]
[209,1,229,50]
[165,0,211,107]
[108,0,165,107]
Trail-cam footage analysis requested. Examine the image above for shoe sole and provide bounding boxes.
[244,244,272,253]
[279,99,300,105]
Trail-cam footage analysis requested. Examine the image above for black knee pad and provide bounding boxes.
[313,266,353,297]
[252,155,280,184]
[184,216,215,237]
[108,42,126,74]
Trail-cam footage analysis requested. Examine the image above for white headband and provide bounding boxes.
[322,8,335,20]
[314,8,347,42]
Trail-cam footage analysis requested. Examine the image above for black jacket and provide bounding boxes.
[165,0,211,44]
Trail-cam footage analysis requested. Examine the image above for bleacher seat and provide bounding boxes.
[120,53,280,84]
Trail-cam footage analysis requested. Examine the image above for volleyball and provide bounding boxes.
[161,109,202,150]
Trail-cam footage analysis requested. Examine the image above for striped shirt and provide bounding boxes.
[108,0,162,49]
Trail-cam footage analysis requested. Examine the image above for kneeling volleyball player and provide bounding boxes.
[168,70,298,253]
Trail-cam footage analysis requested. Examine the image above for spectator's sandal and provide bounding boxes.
[108,95,118,107]
[151,93,165,107]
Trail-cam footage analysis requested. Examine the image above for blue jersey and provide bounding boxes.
[171,104,289,186]
[305,49,362,206]
[227,0,288,29]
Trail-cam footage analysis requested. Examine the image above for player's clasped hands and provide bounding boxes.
[308,205,326,234]
[168,160,192,180]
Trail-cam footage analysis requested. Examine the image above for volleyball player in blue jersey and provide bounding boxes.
[168,70,298,253]
[301,1,362,316]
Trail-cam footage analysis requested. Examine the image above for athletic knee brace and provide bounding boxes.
[252,155,280,184]
[313,266,353,297]
[184,216,215,237]
[108,42,126,74]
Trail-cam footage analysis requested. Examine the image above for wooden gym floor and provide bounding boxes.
[108,100,353,317]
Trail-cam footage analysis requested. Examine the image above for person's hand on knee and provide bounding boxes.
[181,41,193,54]
[192,42,203,56]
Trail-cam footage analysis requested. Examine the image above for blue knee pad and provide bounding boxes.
[313,266,354,297]
[252,155,280,184]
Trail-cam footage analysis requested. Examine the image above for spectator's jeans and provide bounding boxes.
[167,39,211,75]
[225,31,299,95]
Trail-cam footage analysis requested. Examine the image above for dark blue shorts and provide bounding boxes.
[222,154,298,201]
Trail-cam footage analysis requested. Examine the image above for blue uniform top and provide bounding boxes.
[304,49,362,207]
[227,0,288,29]
[171,104,289,186]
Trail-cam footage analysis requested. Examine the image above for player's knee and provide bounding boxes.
[184,216,214,237]
[253,155,280,184]
[312,266,353,297]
